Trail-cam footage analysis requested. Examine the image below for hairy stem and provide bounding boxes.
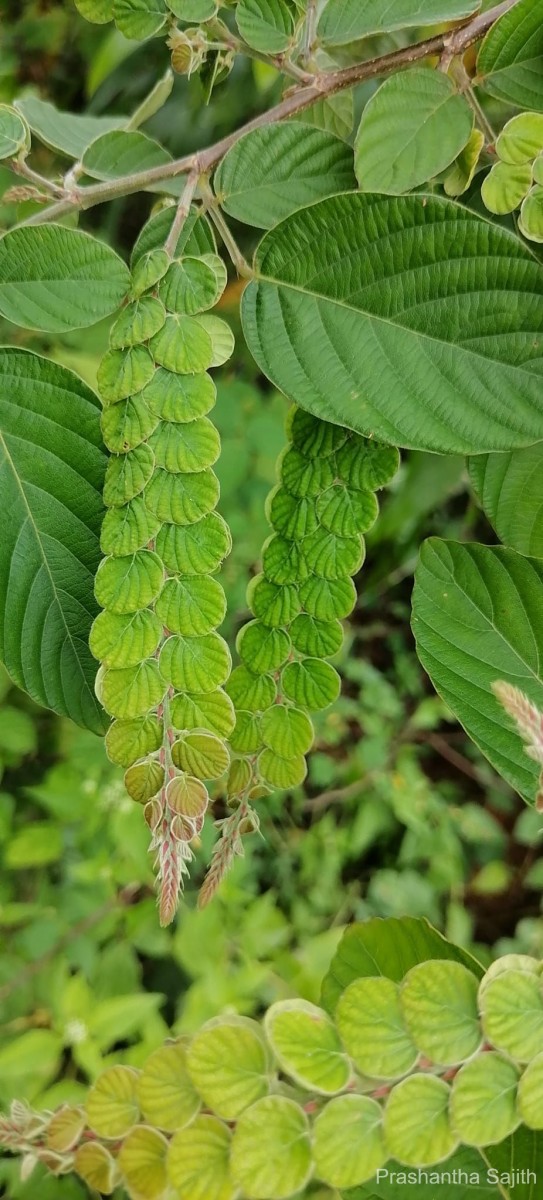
[17,0,518,228]
[205,203,253,279]
[164,168,200,257]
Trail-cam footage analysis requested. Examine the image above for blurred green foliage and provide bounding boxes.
[1,4,543,1196]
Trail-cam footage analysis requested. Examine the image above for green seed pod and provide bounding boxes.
[92,241,235,925]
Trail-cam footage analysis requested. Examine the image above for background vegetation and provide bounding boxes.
[1,3,542,1195]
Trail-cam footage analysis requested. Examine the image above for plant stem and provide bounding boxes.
[302,0,318,63]
[16,0,518,229]
[9,157,64,198]
[205,202,253,278]
[164,168,200,257]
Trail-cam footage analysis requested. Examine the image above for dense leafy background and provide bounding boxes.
[1,3,543,1197]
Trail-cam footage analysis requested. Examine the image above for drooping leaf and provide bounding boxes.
[0,349,106,733]
[215,122,356,229]
[318,0,481,45]
[469,444,543,557]
[0,226,130,333]
[126,68,174,130]
[412,538,543,802]
[443,127,485,196]
[241,193,543,454]
[355,70,473,194]
[477,0,543,111]
[14,96,123,159]
[321,916,483,1014]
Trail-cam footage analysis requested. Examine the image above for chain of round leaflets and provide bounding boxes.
[3,953,543,1196]
[215,409,400,866]
[91,241,234,925]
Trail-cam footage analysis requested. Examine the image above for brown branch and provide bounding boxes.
[18,0,518,228]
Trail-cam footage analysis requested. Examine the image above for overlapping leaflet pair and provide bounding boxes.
[90,219,399,919]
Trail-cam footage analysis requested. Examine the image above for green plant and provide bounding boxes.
[2,917,543,1198]
[1,0,543,1187]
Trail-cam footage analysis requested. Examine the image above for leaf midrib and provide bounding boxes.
[251,270,543,384]
[0,430,99,706]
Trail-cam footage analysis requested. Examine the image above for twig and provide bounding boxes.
[302,0,318,63]
[9,157,64,198]
[206,203,253,278]
[16,0,518,228]
[164,168,200,257]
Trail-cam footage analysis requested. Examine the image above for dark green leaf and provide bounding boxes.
[215,122,356,229]
[469,444,543,557]
[477,0,543,111]
[0,349,106,733]
[0,225,130,333]
[242,193,543,454]
[318,0,481,45]
[321,916,483,1014]
[412,538,543,802]
[355,70,473,194]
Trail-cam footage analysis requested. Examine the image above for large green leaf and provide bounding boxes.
[14,96,124,159]
[484,1128,543,1199]
[477,0,543,111]
[412,538,543,802]
[355,70,473,194]
[214,123,356,229]
[469,443,543,557]
[321,916,482,1014]
[348,1138,540,1199]
[0,225,130,333]
[0,348,106,733]
[241,193,543,454]
[318,0,481,45]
